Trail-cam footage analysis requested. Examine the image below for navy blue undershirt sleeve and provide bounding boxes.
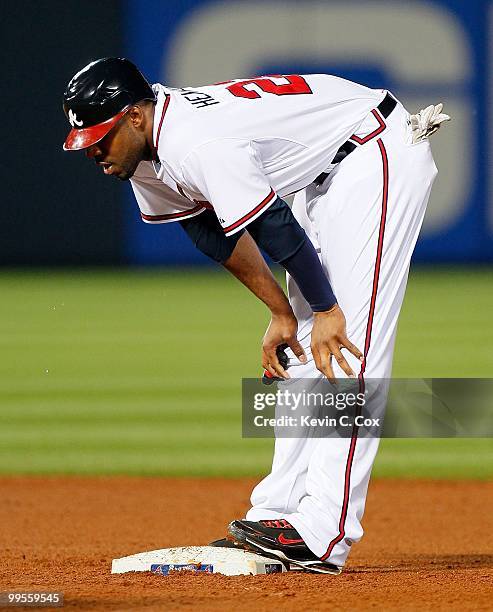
[280,240,337,311]
[245,197,306,262]
[179,210,245,264]
[247,197,337,311]
[180,197,337,312]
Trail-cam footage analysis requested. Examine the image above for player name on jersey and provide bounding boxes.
[178,88,220,108]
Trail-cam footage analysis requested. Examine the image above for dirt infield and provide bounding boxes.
[1,477,492,611]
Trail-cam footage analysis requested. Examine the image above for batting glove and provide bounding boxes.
[410,103,450,144]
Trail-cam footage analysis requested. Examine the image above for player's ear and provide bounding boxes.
[128,105,145,129]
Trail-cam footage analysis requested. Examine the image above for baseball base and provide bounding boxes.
[111,546,287,576]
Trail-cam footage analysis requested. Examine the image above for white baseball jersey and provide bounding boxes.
[130,74,386,235]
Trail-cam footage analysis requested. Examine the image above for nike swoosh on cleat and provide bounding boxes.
[277,533,304,545]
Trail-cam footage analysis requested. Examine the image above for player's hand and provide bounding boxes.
[311,304,363,383]
[262,312,307,379]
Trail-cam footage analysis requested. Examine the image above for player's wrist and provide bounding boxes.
[313,303,339,317]
[270,304,296,319]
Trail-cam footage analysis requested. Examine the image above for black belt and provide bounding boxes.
[314,92,397,186]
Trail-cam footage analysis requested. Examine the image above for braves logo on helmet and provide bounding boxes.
[68,109,83,128]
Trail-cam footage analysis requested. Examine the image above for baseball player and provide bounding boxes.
[62,58,448,574]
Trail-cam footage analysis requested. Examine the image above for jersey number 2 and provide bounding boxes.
[226,75,312,99]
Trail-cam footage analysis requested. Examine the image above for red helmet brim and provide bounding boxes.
[63,107,130,151]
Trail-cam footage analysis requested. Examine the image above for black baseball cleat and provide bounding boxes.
[228,519,342,574]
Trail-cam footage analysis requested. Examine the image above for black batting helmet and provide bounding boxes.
[62,57,156,151]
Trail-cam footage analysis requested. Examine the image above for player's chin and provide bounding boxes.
[112,167,134,181]
[115,162,139,181]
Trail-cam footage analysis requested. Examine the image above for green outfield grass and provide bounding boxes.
[0,267,492,478]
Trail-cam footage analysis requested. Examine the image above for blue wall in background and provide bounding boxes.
[124,0,492,264]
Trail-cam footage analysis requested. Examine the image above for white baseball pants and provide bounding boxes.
[246,99,438,567]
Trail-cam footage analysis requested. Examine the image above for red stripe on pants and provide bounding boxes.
[320,138,389,562]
